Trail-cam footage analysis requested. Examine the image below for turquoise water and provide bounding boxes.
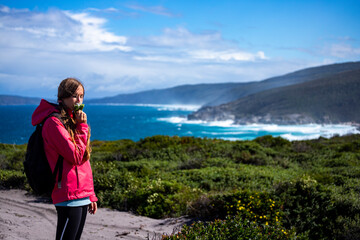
[0,104,358,144]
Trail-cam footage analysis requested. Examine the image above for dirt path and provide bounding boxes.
[0,190,190,240]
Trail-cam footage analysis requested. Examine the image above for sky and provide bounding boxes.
[0,0,359,99]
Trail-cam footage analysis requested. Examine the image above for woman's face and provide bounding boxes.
[62,86,84,111]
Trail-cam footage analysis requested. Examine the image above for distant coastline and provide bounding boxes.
[0,95,56,106]
[2,61,360,128]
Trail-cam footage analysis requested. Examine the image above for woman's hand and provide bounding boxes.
[89,202,97,215]
[75,110,87,124]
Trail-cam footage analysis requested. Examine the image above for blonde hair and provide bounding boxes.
[58,78,91,162]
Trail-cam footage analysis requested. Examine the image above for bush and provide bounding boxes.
[0,144,26,170]
[275,176,340,239]
[162,215,296,240]
[0,169,26,189]
[255,135,291,149]
[226,191,284,227]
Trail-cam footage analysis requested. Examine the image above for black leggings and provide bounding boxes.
[55,205,88,240]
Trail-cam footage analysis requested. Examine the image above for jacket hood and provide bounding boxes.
[32,99,60,126]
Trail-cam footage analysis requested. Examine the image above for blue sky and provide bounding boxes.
[0,0,359,99]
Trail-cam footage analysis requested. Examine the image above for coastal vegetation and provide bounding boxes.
[1,134,360,239]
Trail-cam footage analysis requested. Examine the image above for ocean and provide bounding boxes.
[0,104,358,144]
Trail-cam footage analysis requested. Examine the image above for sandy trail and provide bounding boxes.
[0,190,190,240]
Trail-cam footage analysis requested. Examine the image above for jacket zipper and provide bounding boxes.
[75,166,80,189]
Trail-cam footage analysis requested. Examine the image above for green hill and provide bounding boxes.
[189,68,360,124]
[87,61,360,106]
[205,61,360,106]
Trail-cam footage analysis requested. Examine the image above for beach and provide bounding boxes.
[0,190,189,240]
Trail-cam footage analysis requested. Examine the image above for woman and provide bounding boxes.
[31,78,97,240]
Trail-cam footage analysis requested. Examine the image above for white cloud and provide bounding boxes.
[0,5,29,13]
[86,7,120,13]
[0,7,131,52]
[327,43,360,58]
[130,27,266,63]
[191,50,267,62]
[64,12,131,52]
[145,27,225,48]
[0,5,10,13]
[133,55,188,63]
[126,4,179,17]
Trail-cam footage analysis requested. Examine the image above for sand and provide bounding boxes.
[0,190,191,240]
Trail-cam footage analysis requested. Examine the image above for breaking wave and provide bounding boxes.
[157,116,359,141]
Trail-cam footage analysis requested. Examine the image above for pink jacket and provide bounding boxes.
[32,99,98,204]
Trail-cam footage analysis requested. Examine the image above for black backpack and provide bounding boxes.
[24,113,64,195]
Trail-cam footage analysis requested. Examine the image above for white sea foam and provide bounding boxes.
[221,137,245,141]
[207,120,235,127]
[158,117,237,127]
[201,131,247,135]
[260,124,322,134]
[231,124,359,136]
[280,134,321,141]
[157,116,359,141]
[158,117,205,124]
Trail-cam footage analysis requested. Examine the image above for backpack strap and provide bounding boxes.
[53,155,64,189]
[47,112,64,125]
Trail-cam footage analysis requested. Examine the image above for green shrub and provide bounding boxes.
[275,176,340,239]
[0,169,26,189]
[255,135,291,149]
[163,215,296,240]
[226,191,283,227]
[0,144,26,170]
